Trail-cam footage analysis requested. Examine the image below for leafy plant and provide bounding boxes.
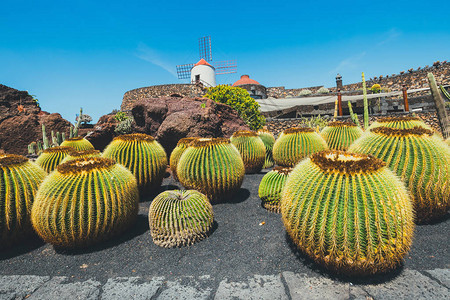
[114,111,129,122]
[114,117,134,135]
[370,84,381,93]
[298,89,312,96]
[316,87,329,94]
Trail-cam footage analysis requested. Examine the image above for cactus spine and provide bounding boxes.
[31,157,139,248]
[368,116,433,131]
[258,167,292,213]
[60,136,94,151]
[281,150,414,275]
[320,121,364,151]
[35,146,72,173]
[102,134,168,195]
[0,154,47,248]
[60,149,101,164]
[177,138,245,202]
[149,190,214,248]
[257,129,276,168]
[230,130,266,174]
[170,137,198,181]
[272,127,329,167]
[349,127,450,223]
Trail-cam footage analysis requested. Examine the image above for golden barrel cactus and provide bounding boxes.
[31,157,139,248]
[177,138,245,202]
[35,146,72,173]
[169,137,198,180]
[257,129,276,168]
[320,121,363,150]
[60,149,101,164]
[258,166,292,213]
[0,154,47,248]
[102,134,168,195]
[349,127,450,223]
[281,150,414,275]
[273,127,328,167]
[230,130,266,174]
[149,190,214,248]
[368,116,432,130]
[60,136,95,151]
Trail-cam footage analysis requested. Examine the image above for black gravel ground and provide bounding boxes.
[0,170,448,284]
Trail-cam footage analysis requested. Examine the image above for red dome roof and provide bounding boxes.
[194,58,213,67]
[232,75,261,86]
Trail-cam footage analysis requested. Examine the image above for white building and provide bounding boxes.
[190,59,216,87]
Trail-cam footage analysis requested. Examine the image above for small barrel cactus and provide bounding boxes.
[60,149,101,163]
[258,166,292,213]
[273,127,329,167]
[1,154,47,248]
[60,136,95,151]
[446,137,450,146]
[257,129,276,168]
[35,146,72,173]
[368,116,432,130]
[281,150,414,275]
[230,130,266,174]
[169,137,198,181]
[320,121,364,150]
[177,138,245,202]
[349,127,450,223]
[149,190,214,248]
[31,157,139,248]
[102,134,168,195]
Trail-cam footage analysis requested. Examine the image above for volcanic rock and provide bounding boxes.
[84,114,118,151]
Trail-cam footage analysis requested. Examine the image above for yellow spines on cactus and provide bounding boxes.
[0,154,47,248]
[272,127,329,167]
[149,190,214,248]
[60,149,101,164]
[177,138,245,202]
[102,133,168,195]
[349,127,450,223]
[230,130,266,174]
[257,128,276,168]
[31,157,139,248]
[281,150,414,275]
[368,116,433,131]
[60,136,95,151]
[258,166,292,213]
[169,137,198,181]
[446,137,450,146]
[35,146,72,173]
[320,121,364,150]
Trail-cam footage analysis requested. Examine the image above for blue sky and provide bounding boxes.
[1,0,449,123]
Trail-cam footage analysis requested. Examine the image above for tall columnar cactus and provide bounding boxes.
[149,190,214,248]
[349,127,450,223]
[102,133,168,195]
[281,150,414,275]
[60,136,95,151]
[177,138,245,202]
[348,102,361,128]
[230,130,266,174]
[60,149,101,164]
[362,72,369,129]
[257,129,276,168]
[1,154,47,248]
[35,146,72,173]
[169,137,198,181]
[320,121,364,151]
[31,157,139,248]
[258,166,292,213]
[368,116,433,131]
[272,127,329,167]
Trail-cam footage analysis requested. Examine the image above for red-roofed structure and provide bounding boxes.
[194,58,214,68]
[232,75,261,86]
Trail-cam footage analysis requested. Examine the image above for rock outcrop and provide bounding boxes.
[83,114,118,151]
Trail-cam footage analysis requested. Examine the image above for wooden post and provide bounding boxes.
[402,85,409,112]
[337,90,343,116]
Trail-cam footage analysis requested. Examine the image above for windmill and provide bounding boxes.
[176,36,237,87]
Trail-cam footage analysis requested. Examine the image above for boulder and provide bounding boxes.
[84,114,118,151]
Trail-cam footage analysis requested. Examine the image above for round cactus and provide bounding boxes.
[35,146,72,173]
[169,137,198,181]
[272,127,329,167]
[102,134,168,195]
[60,149,101,164]
[0,154,47,248]
[257,129,276,168]
[177,138,245,202]
[281,150,414,275]
[446,137,450,146]
[349,127,450,223]
[230,130,266,174]
[60,136,95,151]
[149,190,214,248]
[258,166,292,213]
[320,121,364,150]
[31,157,139,248]
[368,116,432,131]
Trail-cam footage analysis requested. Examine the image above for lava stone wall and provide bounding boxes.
[267,85,324,98]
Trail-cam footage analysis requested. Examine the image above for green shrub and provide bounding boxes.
[115,117,134,135]
[114,111,129,122]
[316,87,329,94]
[298,89,312,96]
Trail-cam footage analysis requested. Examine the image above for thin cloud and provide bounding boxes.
[135,43,177,77]
[329,51,366,74]
[377,29,401,46]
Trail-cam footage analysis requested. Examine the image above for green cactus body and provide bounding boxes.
[149,190,214,248]
[349,127,450,223]
[31,157,139,248]
[0,154,47,248]
[35,146,72,173]
[446,137,450,146]
[177,138,245,202]
[230,131,266,174]
[102,134,168,195]
[368,116,432,131]
[320,121,364,151]
[257,129,276,168]
[60,136,95,151]
[60,149,101,164]
[169,137,198,181]
[272,127,329,167]
[258,166,292,213]
[281,150,414,275]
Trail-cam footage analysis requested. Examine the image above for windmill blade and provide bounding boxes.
[213,60,237,75]
[176,63,194,79]
[199,36,212,61]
